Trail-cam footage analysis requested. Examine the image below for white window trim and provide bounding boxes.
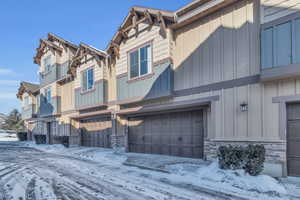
[128,44,152,80]
[81,67,95,92]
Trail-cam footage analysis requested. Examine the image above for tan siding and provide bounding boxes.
[74,56,105,89]
[173,0,260,91]
[115,22,171,76]
[60,81,75,112]
[261,0,300,23]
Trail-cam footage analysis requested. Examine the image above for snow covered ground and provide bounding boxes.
[0,132,18,142]
[0,135,297,199]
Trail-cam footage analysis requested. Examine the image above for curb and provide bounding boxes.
[123,162,170,173]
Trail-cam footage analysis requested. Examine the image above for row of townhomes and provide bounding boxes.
[17,0,300,177]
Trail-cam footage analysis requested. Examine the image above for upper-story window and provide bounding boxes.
[43,56,52,73]
[261,16,300,69]
[81,68,94,92]
[45,88,51,103]
[129,44,152,79]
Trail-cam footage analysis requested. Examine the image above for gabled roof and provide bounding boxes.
[33,33,78,65]
[173,0,239,28]
[106,6,176,57]
[17,81,40,99]
[69,43,107,77]
[48,33,78,52]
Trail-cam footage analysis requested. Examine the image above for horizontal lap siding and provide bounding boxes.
[74,56,104,89]
[173,0,260,91]
[115,23,171,76]
[262,0,300,23]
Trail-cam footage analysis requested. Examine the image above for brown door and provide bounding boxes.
[80,116,112,148]
[128,110,204,158]
[287,103,300,176]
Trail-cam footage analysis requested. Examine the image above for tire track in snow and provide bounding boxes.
[26,178,36,200]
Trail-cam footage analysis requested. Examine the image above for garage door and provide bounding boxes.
[128,110,204,158]
[80,117,112,148]
[287,103,300,176]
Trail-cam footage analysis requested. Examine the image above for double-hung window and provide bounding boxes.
[129,44,152,79]
[45,88,51,104]
[43,56,52,73]
[81,68,94,92]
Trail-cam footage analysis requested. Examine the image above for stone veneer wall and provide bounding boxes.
[204,140,286,164]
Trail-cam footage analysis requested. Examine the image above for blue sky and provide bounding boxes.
[0,0,191,115]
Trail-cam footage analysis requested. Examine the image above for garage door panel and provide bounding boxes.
[287,140,300,156]
[181,136,192,145]
[288,159,300,177]
[81,117,112,148]
[287,121,300,139]
[193,147,203,158]
[287,104,300,120]
[151,145,161,154]
[128,110,204,159]
[182,147,193,157]
[287,103,300,176]
[145,145,152,154]
[161,146,170,155]
[171,146,181,157]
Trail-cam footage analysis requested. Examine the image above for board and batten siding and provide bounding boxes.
[261,0,300,24]
[173,0,260,91]
[75,80,107,109]
[115,22,172,76]
[60,81,75,112]
[170,0,287,140]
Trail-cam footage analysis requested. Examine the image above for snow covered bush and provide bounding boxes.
[218,144,265,176]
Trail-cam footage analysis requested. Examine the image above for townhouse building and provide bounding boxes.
[17,82,40,140]
[18,0,300,177]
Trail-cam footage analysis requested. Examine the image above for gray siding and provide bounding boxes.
[75,80,107,109]
[117,61,173,102]
[57,61,70,80]
[40,96,61,117]
[22,105,34,120]
[40,64,58,87]
[40,61,70,86]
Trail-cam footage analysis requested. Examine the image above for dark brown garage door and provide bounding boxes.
[80,117,112,148]
[287,103,300,176]
[128,110,204,158]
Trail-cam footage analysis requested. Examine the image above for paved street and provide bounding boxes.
[0,141,221,200]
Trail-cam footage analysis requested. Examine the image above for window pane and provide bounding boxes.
[261,28,273,69]
[81,71,87,91]
[46,89,51,103]
[44,56,51,72]
[294,18,300,64]
[275,22,292,66]
[130,50,139,78]
[87,69,94,89]
[140,46,149,75]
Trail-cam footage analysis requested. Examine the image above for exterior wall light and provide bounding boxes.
[240,103,248,112]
